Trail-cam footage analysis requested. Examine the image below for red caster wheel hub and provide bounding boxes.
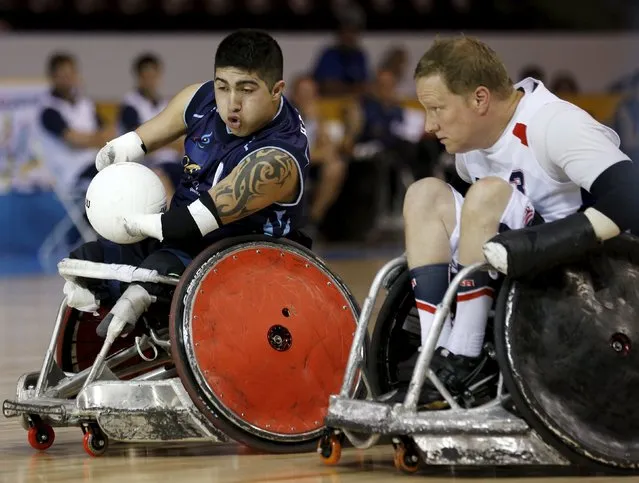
[27,424,55,451]
[82,431,108,457]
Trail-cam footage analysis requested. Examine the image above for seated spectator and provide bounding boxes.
[118,53,183,203]
[379,45,412,96]
[519,64,546,84]
[36,51,115,263]
[289,73,346,235]
[550,71,580,96]
[312,13,370,96]
[37,52,114,205]
[342,67,412,159]
[612,84,639,161]
[341,67,423,231]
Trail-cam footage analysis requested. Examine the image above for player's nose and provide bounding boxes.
[424,116,438,134]
[228,92,241,112]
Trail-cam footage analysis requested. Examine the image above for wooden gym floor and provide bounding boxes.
[0,257,623,482]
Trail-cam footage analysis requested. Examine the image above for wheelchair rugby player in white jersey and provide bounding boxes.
[319,35,639,473]
[382,35,639,406]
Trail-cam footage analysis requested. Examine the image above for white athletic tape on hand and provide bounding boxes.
[482,242,509,275]
[95,131,146,171]
[63,280,99,313]
[187,198,220,237]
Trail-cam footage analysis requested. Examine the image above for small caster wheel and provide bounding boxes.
[317,433,342,466]
[393,443,420,473]
[82,431,108,457]
[27,423,55,451]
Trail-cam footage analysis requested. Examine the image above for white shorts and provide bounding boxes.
[448,184,537,268]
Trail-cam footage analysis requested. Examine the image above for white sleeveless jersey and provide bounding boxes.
[37,92,98,192]
[120,90,181,165]
[455,78,627,222]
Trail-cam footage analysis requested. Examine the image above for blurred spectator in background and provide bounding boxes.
[289,73,346,236]
[550,71,580,95]
[519,64,546,84]
[36,51,115,264]
[312,12,370,96]
[341,66,424,236]
[612,84,639,161]
[379,44,412,96]
[37,52,114,203]
[379,45,409,83]
[342,67,405,158]
[118,53,183,203]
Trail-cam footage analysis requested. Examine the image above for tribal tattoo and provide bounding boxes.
[211,148,299,224]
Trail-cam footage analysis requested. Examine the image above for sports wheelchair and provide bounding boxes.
[2,235,363,457]
[320,233,639,473]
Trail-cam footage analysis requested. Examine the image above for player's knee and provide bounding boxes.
[69,241,104,262]
[462,177,512,220]
[403,177,452,221]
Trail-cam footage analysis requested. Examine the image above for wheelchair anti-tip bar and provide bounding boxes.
[57,258,181,286]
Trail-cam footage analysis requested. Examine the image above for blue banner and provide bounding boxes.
[0,81,70,276]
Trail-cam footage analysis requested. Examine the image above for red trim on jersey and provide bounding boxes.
[513,122,528,146]
[415,300,437,314]
[457,287,495,302]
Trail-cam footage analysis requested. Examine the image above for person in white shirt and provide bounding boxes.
[118,53,183,202]
[387,36,637,405]
[38,52,115,201]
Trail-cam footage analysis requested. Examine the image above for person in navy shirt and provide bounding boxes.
[312,17,370,96]
[67,30,311,338]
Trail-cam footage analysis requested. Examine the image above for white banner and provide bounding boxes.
[0,81,51,194]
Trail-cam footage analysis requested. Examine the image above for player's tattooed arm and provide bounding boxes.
[209,147,300,224]
[124,147,300,242]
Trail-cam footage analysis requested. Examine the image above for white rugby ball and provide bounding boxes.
[85,163,167,244]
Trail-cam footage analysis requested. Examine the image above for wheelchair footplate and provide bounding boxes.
[3,376,228,445]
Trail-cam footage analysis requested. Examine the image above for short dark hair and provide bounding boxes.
[214,30,283,88]
[47,52,75,77]
[133,53,162,76]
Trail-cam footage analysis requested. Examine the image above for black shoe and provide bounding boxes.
[426,347,497,406]
[378,347,497,408]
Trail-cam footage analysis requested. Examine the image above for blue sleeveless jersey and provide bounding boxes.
[172,81,311,248]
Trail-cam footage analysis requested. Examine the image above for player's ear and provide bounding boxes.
[473,85,490,114]
[271,80,285,100]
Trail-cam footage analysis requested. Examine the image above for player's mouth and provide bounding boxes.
[227,115,241,130]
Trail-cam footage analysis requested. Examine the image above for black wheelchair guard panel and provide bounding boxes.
[368,269,419,396]
[494,233,639,471]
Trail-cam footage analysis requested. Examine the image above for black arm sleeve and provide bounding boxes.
[589,160,639,234]
[160,192,223,244]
